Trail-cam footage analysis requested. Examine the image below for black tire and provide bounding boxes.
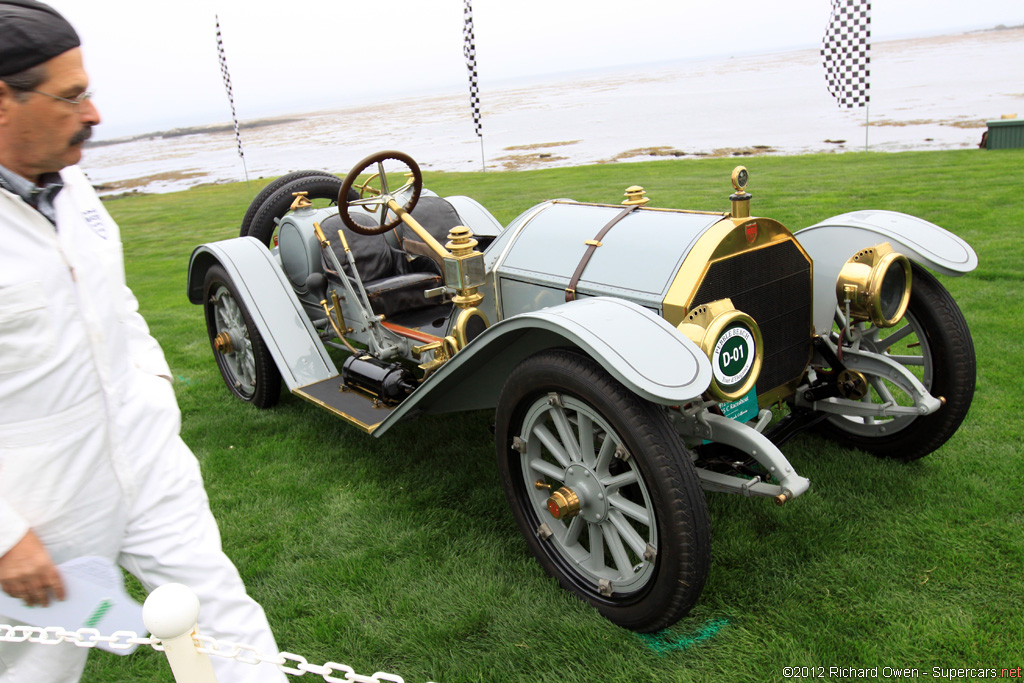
[203,265,281,408]
[247,175,353,247]
[239,170,338,238]
[494,349,711,632]
[818,263,975,460]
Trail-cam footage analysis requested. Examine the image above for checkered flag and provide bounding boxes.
[215,16,246,165]
[821,0,871,108]
[463,0,482,138]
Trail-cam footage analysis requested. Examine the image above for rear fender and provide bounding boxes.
[373,297,712,436]
[444,195,504,237]
[798,210,978,334]
[187,237,337,390]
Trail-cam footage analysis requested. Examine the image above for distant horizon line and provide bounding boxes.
[90,23,1022,144]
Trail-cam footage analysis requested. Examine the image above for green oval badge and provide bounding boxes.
[713,324,756,389]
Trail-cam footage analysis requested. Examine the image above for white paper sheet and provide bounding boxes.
[0,556,147,655]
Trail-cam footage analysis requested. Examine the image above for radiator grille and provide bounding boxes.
[690,240,812,396]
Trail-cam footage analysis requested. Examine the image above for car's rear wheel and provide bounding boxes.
[495,349,710,632]
[818,263,975,460]
[203,265,281,408]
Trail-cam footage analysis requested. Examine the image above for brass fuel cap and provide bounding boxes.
[546,487,581,520]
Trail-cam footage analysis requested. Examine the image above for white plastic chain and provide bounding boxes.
[0,623,160,651]
[0,624,436,683]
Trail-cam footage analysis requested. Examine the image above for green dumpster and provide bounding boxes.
[985,118,1024,149]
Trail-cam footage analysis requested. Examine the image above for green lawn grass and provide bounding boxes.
[82,149,1024,682]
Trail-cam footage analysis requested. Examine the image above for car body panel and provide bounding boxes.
[495,201,723,316]
[373,296,713,436]
[188,236,713,434]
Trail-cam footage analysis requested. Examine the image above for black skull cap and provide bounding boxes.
[0,0,80,78]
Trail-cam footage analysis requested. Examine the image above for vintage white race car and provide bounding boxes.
[187,151,977,632]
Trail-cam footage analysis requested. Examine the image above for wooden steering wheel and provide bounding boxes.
[338,151,423,235]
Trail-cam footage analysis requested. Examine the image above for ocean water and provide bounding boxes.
[80,28,1024,196]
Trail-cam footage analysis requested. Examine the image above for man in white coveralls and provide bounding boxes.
[0,1,287,680]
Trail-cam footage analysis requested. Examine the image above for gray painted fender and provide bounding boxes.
[798,210,978,334]
[187,237,337,390]
[444,195,504,237]
[374,296,713,436]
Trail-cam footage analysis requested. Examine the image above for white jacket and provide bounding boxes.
[0,166,175,562]
[0,168,288,683]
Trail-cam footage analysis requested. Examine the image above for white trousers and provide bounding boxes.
[0,437,287,683]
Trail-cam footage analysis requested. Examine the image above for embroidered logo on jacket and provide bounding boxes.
[82,209,108,239]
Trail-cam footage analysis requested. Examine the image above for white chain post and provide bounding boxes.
[142,583,218,683]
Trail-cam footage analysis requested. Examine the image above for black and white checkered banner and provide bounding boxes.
[463,0,482,138]
[215,15,245,160]
[821,0,871,108]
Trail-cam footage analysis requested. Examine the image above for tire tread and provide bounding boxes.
[239,170,337,238]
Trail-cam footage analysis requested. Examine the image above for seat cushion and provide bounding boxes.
[321,213,395,282]
[321,211,443,317]
[407,196,464,241]
[364,272,443,318]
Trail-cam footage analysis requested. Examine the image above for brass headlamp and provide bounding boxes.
[835,242,912,328]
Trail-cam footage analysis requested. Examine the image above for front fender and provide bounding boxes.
[373,297,712,436]
[187,237,337,390]
[797,210,978,334]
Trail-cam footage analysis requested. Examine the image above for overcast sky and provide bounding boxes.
[41,0,1024,139]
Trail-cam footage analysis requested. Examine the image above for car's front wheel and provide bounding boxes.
[818,263,976,460]
[495,349,711,632]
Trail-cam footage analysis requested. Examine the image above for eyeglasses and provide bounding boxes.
[26,90,93,108]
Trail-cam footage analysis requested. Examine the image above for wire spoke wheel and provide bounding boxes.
[519,394,658,594]
[203,265,281,408]
[210,287,257,397]
[495,349,710,632]
[830,307,933,435]
[820,263,975,460]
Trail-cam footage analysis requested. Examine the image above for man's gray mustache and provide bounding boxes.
[70,126,93,146]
